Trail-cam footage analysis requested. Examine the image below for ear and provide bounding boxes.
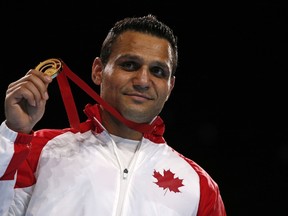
[91,57,103,85]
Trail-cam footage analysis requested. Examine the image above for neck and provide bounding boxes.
[100,109,143,141]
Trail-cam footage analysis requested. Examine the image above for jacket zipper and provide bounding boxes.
[108,135,142,216]
[123,168,129,179]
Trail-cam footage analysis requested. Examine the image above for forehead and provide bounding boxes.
[111,31,173,61]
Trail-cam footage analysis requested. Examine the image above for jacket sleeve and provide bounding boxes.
[191,162,226,216]
[182,156,227,216]
[0,121,33,215]
[196,172,227,216]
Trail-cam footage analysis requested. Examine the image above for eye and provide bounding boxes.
[119,61,140,71]
[150,66,169,78]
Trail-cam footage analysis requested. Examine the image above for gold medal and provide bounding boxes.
[35,58,62,79]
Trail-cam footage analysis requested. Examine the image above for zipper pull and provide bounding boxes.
[123,168,128,179]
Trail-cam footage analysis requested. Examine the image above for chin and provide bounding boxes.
[120,105,158,123]
[122,112,151,124]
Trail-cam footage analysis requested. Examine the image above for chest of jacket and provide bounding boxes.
[27,131,200,215]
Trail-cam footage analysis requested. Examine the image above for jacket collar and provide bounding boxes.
[83,103,166,143]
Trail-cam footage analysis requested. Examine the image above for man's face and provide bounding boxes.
[93,31,175,124]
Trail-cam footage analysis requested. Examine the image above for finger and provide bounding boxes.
[6,81,44,107]
[28,69,53,84]
[8,69,52,88]
[7,70,52,101]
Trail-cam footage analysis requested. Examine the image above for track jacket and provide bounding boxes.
[0,104,226,216]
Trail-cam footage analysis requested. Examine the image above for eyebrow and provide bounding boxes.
[117,54,141,61]
[118,54,169,68]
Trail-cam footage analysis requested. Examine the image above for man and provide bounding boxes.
[0,14,226,215]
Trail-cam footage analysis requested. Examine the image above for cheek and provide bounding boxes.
[101,76,122,94]
[165,87,173,101]
[157,85,172,103]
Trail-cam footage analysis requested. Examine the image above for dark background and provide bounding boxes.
[1,1,287,215]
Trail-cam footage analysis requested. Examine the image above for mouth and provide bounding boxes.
[124,93,153,102]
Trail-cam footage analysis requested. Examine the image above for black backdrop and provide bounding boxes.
[1,1,287,215]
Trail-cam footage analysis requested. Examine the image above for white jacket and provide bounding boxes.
[0,104,226,216]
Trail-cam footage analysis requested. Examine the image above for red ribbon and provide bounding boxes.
[55,59,158,133]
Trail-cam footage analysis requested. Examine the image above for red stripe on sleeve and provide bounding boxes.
[0,133,32,181]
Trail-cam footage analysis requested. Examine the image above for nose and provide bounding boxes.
[132,68,150,90]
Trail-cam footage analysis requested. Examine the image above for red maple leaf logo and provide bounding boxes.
[153,169,184,195]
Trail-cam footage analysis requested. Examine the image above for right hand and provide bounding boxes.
[4,69,53,134]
